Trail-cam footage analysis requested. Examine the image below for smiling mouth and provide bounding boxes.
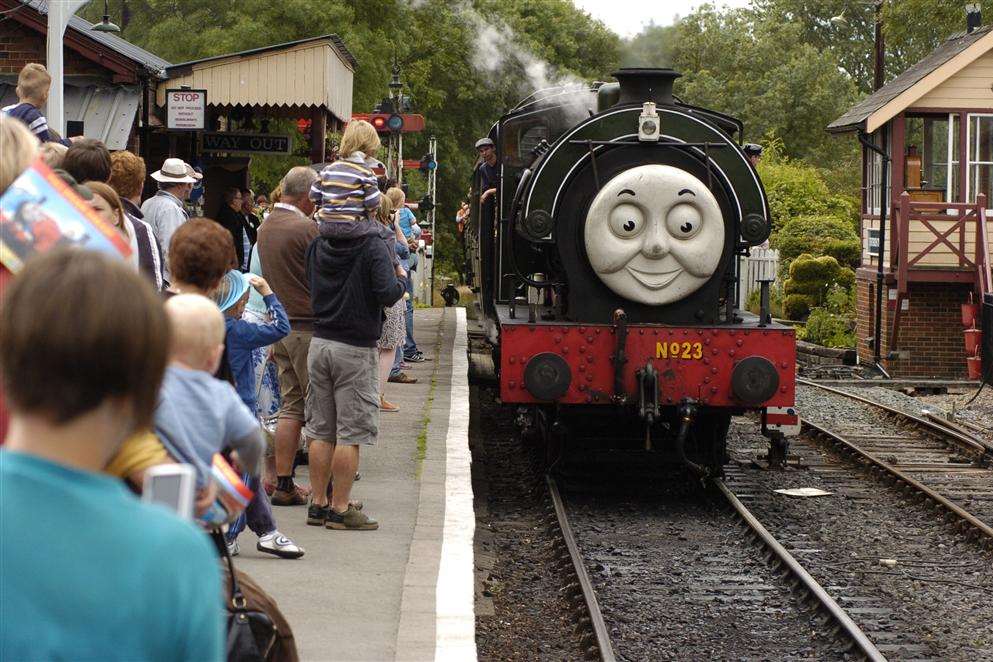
[626,266,682,289]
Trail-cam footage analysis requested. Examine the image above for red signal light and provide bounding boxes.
[370,114,388,132]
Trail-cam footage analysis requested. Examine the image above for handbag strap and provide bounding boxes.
[211,528,248,610]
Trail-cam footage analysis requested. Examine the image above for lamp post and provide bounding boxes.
[46,0,120,136]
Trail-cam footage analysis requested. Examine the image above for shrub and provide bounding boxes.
[783,294,812,320]
[799,307,856,348]
[781,254,855,320]
[757,159,830,232]
[773,214,861,268]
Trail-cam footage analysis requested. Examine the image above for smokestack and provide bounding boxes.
[967,3,982,33]
[612,68,682,107]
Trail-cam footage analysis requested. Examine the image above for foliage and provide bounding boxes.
[648,5,859,161]
[756,144,858,231]
[773,215,861,268]
[81,0,621,277]
[754,0,966,95]
[798,285,856,348]
[782,253,855,320]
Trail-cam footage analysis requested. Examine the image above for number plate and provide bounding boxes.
[655,341,703,360]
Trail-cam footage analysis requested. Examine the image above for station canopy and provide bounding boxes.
[156,35,356,123]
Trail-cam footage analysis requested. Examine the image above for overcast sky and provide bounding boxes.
[573,0,753,38]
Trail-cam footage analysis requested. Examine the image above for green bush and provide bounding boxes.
[755,146,859,231]
[783,294,812,320]
[799,307,856,348]
[773,214,861,268]
[781,254,855,320]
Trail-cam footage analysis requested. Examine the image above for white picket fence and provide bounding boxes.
[737,247,780,309]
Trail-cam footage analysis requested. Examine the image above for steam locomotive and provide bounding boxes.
[465,68,799,475]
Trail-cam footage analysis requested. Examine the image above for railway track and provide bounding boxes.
[725,388,993,659]
[547,473,877,660]
[796,379,993,541]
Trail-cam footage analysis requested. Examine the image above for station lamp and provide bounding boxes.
[91,0,121,32]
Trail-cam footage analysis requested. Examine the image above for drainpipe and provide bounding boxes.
[859,129,891,378]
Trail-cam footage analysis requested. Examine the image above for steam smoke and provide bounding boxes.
[409,0,586,94]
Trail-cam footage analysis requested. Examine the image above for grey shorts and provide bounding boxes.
[304,337,379,446]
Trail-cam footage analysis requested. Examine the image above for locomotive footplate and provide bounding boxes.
[499,318,796,410]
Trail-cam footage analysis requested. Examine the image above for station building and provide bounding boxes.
[829,21,993,379]
[0,0,355,218]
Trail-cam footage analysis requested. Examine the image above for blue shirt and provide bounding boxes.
[225,293,290,413]
[154,365,263,484]
[0,451,223,661]
[397,207,416,238]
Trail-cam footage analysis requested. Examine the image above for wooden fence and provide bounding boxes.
[737,247,780,310]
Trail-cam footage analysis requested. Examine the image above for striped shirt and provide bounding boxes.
[309,152,381,222]
[1,103,70,146]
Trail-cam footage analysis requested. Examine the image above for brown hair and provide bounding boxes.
[169,218,237,291]
[63,139,111,184]
[85,181,129,240]
[15,63,51,104]
[0,248,169,428]
[108,150,146,200]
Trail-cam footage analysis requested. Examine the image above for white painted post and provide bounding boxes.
[46,0,90,137]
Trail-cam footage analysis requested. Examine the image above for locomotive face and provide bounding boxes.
[583,164,725,306]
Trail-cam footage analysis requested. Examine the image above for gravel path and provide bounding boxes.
[471,386,587,660]
[728,418,993,660]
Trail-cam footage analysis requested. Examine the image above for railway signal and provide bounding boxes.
[419,153,437,173]
[355,113,426,134]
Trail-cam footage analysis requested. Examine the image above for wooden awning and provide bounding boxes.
[156,35,355,123]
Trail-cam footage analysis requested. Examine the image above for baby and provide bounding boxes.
[154,293,264,486]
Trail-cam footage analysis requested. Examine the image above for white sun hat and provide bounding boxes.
[151,157,197,184]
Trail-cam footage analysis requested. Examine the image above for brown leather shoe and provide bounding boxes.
[271,483,310,506]
[388,372,418,384]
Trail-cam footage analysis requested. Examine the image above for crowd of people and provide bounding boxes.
[0,61,430,660]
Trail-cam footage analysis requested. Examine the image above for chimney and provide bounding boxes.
[967,3,982,33]
[611,68,682,107]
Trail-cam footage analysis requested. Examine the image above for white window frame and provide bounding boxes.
[966,112,993,210]
[865,128,890,216]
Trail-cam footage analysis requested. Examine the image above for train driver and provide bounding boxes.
[743,143,763,167]
[475,137,499,204]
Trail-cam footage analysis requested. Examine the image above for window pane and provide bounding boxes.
[970,163,993,203]
[971,116,993,163]
[923,117,948,189]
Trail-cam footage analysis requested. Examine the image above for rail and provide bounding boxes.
[797,378,993,458]
[546,475,615,662]
[713,480,885,662]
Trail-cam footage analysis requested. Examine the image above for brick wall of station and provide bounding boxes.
[856,273,972,379]
[0,21,107,78]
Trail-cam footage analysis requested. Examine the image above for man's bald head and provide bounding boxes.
[165,294,225,371]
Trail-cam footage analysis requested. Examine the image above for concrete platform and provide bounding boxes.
[235,307,476,662]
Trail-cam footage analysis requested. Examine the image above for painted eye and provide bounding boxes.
[608,203,645,238]
[666,203,703,239]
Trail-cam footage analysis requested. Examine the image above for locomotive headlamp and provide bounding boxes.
[522,209,554,241]
[638,102,661,142]
[740,213,771,245]
[524,353,572,401]
[731,357,780,404]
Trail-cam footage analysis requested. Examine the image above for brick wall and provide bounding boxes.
[0,21,108,78]
[856,272,972,379]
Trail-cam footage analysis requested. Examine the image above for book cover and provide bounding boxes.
[0,158,131,272]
